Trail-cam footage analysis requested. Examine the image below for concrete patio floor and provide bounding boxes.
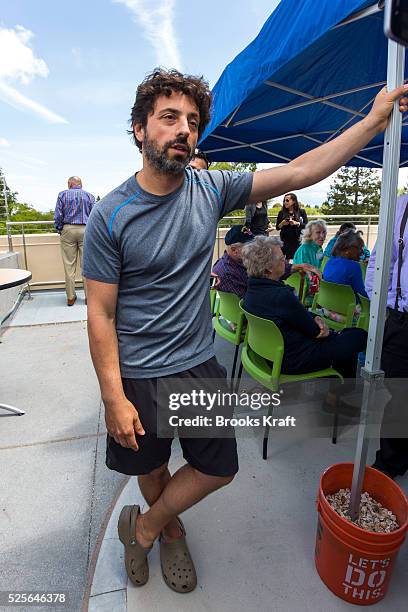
[1,291,407,612]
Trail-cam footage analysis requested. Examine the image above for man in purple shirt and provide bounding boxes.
[54,176,95,306]
[212,224,320,298]
[366,195,408,478]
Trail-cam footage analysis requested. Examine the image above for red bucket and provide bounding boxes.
[315,463,408,605]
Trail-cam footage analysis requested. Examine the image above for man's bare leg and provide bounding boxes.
[138,464,182,541]
[135,462,234,548]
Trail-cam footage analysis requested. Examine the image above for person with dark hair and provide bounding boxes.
[82,65,408,593]
[189,149,210,170]
[323,230,368,298]
[276,193,308,259]
[245,201,271,235]
[242,236,367,378]
[127,68,212,153]
[322,229,368,324]
[324,221,370,261]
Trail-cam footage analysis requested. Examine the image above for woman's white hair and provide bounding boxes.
[301,219,327,244]
[241,236,283,278]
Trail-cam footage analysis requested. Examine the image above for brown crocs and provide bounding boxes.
[159,517,197,593]
[118,505,152,587]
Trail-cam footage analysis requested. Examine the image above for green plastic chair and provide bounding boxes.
[210,289,217,315]
[237,303,343,459]
[320,255,330,272]
[356,294,370,332]
[212,291,246,386]
[284,272,305,303]
[310,279,356,331]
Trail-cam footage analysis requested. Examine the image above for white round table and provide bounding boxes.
[0,268,32,290]
[0,268,32,416]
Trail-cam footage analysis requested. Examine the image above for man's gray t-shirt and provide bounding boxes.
[83,166,253,378]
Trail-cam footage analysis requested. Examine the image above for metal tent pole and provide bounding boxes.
[350,39,405,520]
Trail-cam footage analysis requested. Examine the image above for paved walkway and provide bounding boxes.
[1,291,407,611]
[89,426,408,612]
[1,293,124,612]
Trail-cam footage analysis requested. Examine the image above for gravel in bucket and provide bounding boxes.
[326,489,400,533]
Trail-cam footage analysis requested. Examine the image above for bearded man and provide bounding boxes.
[82,68,408,593]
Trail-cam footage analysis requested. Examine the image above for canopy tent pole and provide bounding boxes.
[349,39,405,520]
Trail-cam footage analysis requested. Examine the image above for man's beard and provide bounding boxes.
[143,132,193,175]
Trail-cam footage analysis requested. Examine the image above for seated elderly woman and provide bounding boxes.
[293,219,327,304]
[242,236,367,379]
[323,229,368,298]
[293,219,327,268]
[321,230,368,324]
[324,222,370,262]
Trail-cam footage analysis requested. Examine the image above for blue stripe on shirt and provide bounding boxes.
[185,176,222,209]
[108,192,141,237]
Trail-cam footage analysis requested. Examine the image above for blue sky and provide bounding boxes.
[0,0,406,211]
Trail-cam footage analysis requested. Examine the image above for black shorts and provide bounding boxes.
[106,357,239,477]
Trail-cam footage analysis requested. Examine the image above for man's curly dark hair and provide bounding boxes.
[128,68,212,151]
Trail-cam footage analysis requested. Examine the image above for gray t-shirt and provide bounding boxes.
[83,167,253,378]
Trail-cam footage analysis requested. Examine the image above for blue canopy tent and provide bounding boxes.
[201,0,406,520]
[200,0,407,168]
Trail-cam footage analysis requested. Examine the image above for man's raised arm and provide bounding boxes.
[249,85,408,203]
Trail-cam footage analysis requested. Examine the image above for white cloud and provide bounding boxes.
[0,25,67,123]
[0,137,10,147]
[0,81,67,124]
[0,25,48,84]
[114,0,182,70]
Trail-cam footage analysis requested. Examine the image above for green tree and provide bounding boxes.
[4,202,54,234]
[0,169,54,234]
[321,167,381,216]
[399,176,408,195]
[0,167,19,219]
[210,161,257,173]
[10,202,54,232]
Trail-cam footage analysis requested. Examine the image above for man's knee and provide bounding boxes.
[144,462,169,480]
[219,473,235,487]
[192,468,236,490]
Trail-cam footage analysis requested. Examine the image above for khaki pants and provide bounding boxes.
[60,224,86,301]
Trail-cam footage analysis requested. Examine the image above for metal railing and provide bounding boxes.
[3,221,77,291]
[3,215,379,286]
[5,220,56,272]
[215,213,379,258]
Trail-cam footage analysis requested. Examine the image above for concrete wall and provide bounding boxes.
[0,251,22,324]
[0,233,83,291]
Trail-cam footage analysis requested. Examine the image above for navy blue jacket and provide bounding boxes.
[243,277,321,373]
